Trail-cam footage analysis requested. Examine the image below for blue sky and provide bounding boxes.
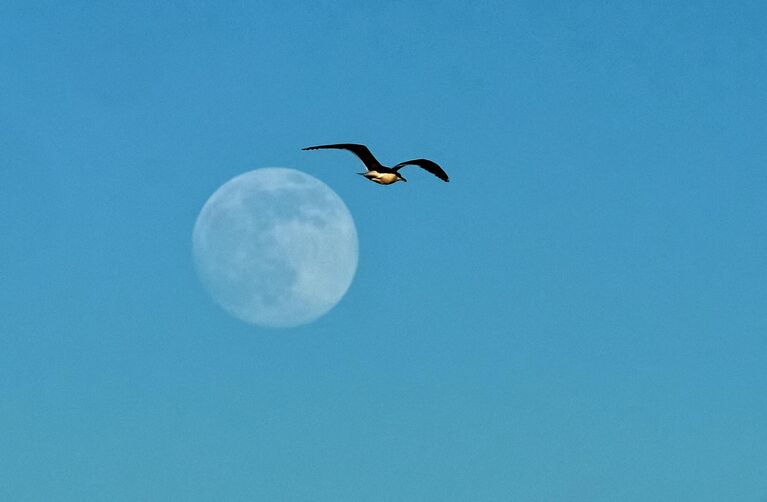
[1,1,766,500]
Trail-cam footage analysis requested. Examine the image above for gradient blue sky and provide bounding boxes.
[2,1,766,500]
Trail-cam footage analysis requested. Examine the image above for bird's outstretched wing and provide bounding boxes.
[302,143,382,171]
[393,159,449,182]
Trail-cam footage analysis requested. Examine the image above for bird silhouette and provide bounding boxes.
[302,143,449,185]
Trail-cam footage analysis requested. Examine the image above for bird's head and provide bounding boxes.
[396,173,407,182]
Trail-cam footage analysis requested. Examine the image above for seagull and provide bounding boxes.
[302,143,449,185]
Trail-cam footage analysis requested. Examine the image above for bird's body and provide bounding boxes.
[302,143,449,185]
[360,171,400,185]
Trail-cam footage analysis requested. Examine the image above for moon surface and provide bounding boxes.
[192,168,358,328]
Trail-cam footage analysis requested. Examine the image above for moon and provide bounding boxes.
[192,168,358,328]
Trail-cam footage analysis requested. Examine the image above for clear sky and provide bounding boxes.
[1,1,766,500]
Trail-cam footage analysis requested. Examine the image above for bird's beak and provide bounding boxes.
[399,177,407,182]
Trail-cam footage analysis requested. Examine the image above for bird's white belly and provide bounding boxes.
[370,172,399,185]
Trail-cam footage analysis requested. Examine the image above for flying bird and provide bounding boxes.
[302,143,449,185]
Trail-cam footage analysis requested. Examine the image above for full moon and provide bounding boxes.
[192,168,358,328]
